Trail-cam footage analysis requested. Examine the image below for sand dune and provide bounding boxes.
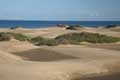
[0,27,120,80]
[0,40,38,53]
[0,45,120,80]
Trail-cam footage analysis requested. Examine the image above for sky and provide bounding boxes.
[0,0,120,21]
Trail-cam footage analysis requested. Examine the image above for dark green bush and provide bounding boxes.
[10,26,23,30]
[0,32,11,41]
[66,25,82,30]
[55,32,120,44]
[30,37,57,46]
[105,25,118,28]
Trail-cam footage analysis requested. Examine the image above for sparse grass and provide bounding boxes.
[55,32,120,44]
[12,33,30,41]
[30,36,57,46]
[0,32,30,41]
[0,32,120,46]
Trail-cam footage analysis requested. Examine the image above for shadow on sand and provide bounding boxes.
[72,72,120,80]
[12,48,78,61]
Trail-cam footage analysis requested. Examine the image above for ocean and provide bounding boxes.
[0,20,120,28]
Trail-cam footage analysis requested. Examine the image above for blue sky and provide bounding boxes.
[0,0,120,21]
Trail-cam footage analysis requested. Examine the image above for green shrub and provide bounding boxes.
[0,32,30,41]
[105,24,118,28]
[6,32,30,41]
[13,33,30,41]
[55,32,120,44]
[0,32,11,41]
[30,37,57,46]
[66,25,82,30]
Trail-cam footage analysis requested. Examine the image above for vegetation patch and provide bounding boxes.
[12,33,30,41]
[0,32,120,46]
[10,26,23,30]
[0,32,11,41]
[55,32,120,44]
[0,32,30,41]
[105,24,118,28]
[66,25,83,30]
[30,36,57,46]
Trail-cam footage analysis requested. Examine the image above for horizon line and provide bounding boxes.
[0,20,120,22]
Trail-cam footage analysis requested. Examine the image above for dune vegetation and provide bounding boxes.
[105,24,118,28]
[66,25,83,30]
[0,32,11,41]
[0,32,120,46]
[30,36,57,46]
[0,32,30,41]
[55,32,120,44]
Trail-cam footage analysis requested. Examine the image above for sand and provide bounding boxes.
[0,27,120,80]
[0,50,21,64]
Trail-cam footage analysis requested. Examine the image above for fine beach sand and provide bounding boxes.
[0,27,120,80]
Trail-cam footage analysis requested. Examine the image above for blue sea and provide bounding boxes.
[0,20,120,28]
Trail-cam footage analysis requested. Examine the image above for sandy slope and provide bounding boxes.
[0,40,37,63]
[0,44,120,80]
[0,40,38,53]
[0,50,21,64]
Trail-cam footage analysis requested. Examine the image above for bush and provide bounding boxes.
[10,26,23,30]
[0,32,11,41]
[30,37,57,46]
[6,32,30,41]
[105,25,118,28]
[0,32,30,41]
[13,33,30,41]
[66,25,82,30]
[55,32,120,44]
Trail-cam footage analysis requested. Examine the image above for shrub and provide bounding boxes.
[30,37,57,46]
[6,32,30,41]
[10,26,23,30]
[0,32,11,41]
[0,32,30,41]
[66,25,82,30]
[55,32,120,44]
[13,33,30,41]
[105,24,118,28]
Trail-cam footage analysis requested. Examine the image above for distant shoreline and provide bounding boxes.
[0,20,120,28]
